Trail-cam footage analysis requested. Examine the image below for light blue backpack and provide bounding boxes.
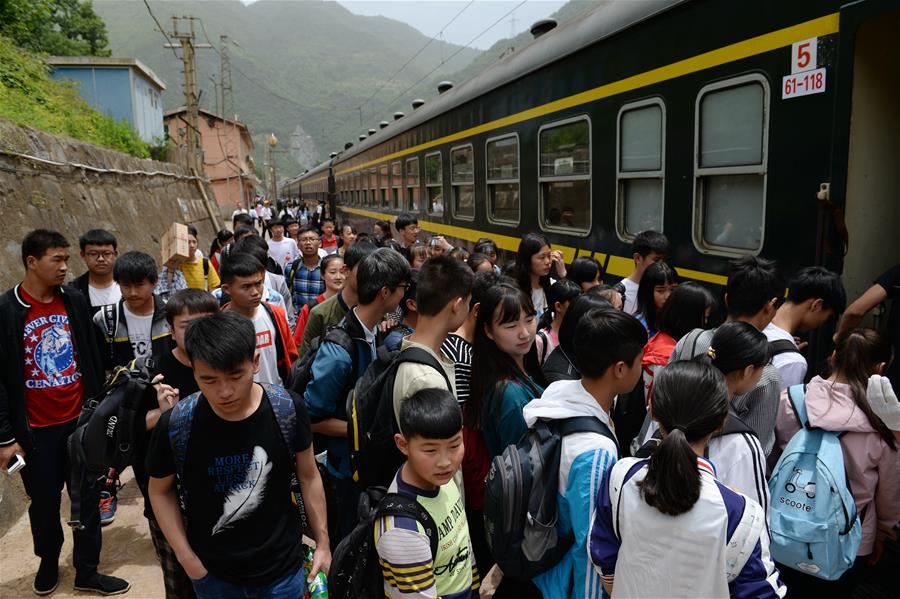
[768,385,862,580]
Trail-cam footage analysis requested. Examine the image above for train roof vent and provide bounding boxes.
[368,128,377,135]
[329,152,338,158]
[530,18,557,39]
[393,111,405,120]
[344,142,353,149]
[379,121,389,129]
[411,98,425,109]
[359,134,367,141]
[437,81,453,94]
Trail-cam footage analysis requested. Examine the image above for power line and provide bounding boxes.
[356,0,475,119]
[142,0,180,60]
[382,0,528,114]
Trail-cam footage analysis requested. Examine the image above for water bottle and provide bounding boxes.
[307,571,328,599]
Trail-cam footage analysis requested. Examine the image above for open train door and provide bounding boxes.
[830,0,900,306]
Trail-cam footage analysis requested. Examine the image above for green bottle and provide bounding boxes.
[304,546,328,599]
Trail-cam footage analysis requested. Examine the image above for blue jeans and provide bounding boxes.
[191,566,306,599]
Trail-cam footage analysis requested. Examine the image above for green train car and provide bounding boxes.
[284,0,899,311]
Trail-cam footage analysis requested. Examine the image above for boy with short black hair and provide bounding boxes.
[320,218,338,255]
[95,250,172,371]
[267,218,299,272]
[384,269,418,352]
[377,387,479,598]
[392,256,474,425]
[523,308,646,598]
[394,213,419,261]
[620,230,669,315]
[286,225,324,311]
[305,248,410,540]
[668,255,785,454]
[141,288,218,599]
[764,266,846,390]
[74,229,120,315]
[220,253,297,386]
[147,311,330,598]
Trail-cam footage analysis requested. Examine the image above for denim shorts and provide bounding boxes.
[191,566,306,599]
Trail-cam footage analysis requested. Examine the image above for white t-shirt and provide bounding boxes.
[531,287,547,319]
[267,237,299,270]
[763,322,807,391]
[252,306,281,385]
[88,282,121,308]
[622,277,640,315]
[122,304,153,359]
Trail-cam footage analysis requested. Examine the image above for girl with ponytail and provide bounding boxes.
[774,328,900,594]
[591,361,785,598]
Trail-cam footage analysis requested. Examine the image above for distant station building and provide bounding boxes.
[47,57,166,143]
[164,107,259,210]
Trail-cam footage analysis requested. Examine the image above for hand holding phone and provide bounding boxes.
[6,452,25,475]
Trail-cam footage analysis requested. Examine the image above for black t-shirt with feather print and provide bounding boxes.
[147,389,312,585]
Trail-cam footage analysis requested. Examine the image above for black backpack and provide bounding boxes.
[769,339,802,357]
[329,487,438,599]
[288,324,357,397]
[66,358,156,528]
[347,345,451,490]
[483,416,617,580]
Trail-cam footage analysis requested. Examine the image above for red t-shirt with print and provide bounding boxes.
[21,288,84,427]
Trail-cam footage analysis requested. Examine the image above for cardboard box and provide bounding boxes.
[161,222,191,263]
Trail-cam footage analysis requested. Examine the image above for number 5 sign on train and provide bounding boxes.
[783,37,825,99]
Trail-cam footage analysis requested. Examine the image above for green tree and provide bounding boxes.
[0,0,110,56]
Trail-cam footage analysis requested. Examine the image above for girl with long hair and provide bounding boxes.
[635,261,678,337]
[534,279,581,364]
[774,328,899,594]
[591,361,785,598]
[468,282,547,458]
[514,232,565,319]
[208,228,234,273]
[338,223,357,256]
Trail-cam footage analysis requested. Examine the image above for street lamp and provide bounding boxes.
[266,133,279,204]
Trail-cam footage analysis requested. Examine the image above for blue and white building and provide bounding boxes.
[48,57,167,143]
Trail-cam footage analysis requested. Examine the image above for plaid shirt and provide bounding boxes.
[287,259,324,311]
[154,265,188,302]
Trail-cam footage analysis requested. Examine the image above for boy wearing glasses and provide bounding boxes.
[286,225,325,312]
[73,229,120,316]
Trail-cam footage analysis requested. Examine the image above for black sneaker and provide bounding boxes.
[73,573,131,596]
[32,559,58,596]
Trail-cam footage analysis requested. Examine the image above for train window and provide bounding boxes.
[694,76,769,255]
[538,117,591,234]
[616,100,665,239]
[406,157,420,211]
[391,161,402,210]
[486,134,520,225]
[425,151,444,215]
[370,168,377,207]
[451,145,474,220]
[379,164,389,208]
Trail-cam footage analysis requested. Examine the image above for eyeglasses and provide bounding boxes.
[85,251,116,260]
[298,237,320,244]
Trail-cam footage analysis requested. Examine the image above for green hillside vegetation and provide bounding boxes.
[0,35,149,157]
[95,0,480,175]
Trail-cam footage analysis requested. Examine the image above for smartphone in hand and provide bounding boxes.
[6,453,25,475]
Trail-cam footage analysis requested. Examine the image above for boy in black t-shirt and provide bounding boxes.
[147,311,330,598]
[140,289,219,598]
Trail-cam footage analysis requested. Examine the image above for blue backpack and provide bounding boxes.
[768,385,861,580]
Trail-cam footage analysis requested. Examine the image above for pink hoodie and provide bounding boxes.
[775,376,900,555]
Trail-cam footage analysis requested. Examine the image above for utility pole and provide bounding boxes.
[164,16,212,173]
[219,34,240,207]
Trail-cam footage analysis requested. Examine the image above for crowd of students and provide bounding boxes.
[0,214,898,599]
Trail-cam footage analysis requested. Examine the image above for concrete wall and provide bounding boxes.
[0,118,218,291]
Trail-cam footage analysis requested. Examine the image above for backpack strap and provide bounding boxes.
[287,259,302,289]
[203,258,209,290]
[260,383,298,463]
[168,392,201,512]
[787,384,810,429]
[536,330,550,363]
[375,492,439,560]
[724,495,765,582]
[688,328,705,359]
[769,339,801,357]
[102,303,118,363]
[323,325,358,380]
[396,347,452,390]
[609,457,642,542]
[705,413,757,457]
[556,416,617,450]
